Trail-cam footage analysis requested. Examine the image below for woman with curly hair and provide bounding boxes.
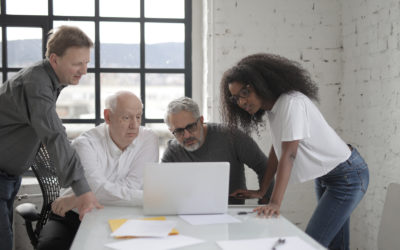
[220,53,369,250]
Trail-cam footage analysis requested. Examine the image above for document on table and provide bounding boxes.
[108,217,179,238]
[217,236,318,250]
[179,214,241,225]
[110,220,177,238]
[105,235,204,250]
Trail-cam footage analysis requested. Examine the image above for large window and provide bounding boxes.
[0,0,191,150]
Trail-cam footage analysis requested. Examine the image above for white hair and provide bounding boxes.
[164,97,200,127]
[105,91,142,112]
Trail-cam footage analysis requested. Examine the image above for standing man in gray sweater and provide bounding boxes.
[162,97,274,204]
[0,25,102,250]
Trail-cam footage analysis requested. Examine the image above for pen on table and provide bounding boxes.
[237,211,255,215]
[271,238,285,250]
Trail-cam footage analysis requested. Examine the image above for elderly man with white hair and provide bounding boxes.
[37,91,159,250]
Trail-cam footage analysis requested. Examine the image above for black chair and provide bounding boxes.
[15,144,60,248]
[378,182,400,249]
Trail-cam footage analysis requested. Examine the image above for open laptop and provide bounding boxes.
[143,162,230,215]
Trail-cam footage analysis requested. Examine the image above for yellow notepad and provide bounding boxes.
[108,216,179,239]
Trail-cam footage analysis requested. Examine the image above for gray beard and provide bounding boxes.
[183,142,201,152]
[181,127,204,152]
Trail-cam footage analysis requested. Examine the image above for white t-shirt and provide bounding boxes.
[61,123,159,206]
[267,91,351,184]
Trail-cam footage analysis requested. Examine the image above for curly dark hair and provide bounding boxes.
[220,53,318,134]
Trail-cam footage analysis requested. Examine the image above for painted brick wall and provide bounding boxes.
[204,0,400,249]
[341,0,400,249]
[205,0,343,238]
[206,0,343,129]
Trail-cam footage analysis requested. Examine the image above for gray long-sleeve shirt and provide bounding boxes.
[0,59,90,196]
[162,123,273,204]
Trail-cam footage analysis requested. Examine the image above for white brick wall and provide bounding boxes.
[204,0,400,249]
[341,1,400,249]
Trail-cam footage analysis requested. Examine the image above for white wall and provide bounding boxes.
[204,0,342,229]
[341,0,400,248]
[203,0,400,249]
[205,0,343,127]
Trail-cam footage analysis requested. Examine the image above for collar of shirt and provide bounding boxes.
[104,124,138,157]
[268,91,299,115]
[43,59,65,94]
[268,95,282,115]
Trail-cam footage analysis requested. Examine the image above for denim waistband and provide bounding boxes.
[345,144,361,165]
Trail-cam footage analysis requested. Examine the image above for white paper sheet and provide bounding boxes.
[105,235,204,250]
[179,214,241,225]
[217,236,318,250]
[110,220,177,238]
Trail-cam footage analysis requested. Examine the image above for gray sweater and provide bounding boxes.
[0,59,90,196]
[162,123,271,204]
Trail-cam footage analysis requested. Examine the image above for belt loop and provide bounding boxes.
[346,144,353,165]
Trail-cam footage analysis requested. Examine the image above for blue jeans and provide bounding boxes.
[0,170,22,250]
[305,147,369,250]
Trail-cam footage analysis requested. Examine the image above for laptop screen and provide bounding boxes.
[143,162,230,215]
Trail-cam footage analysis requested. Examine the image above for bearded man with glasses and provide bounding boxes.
[162,97,274,204]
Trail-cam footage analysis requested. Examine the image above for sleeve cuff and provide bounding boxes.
[71,177,91,196]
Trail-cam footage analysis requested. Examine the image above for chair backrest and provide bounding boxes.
[377,182,400,250]
[31,144,60,241]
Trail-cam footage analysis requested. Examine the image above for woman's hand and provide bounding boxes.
[253,203,281,217]
[230,189,263,199]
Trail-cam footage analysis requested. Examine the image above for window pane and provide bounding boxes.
[7,27,42,68]
[100,73,140,117]
[6,0,47,15]
[64,124,95,140]
[100,0,140,18]
[145,23,184,68]
[146,123,174,161]
[53,21,95,68]
[56,73,95,119]
[145,73,184,119]
[2,73,13,86]
[53,0,94,16]
[145,0,184,18]
[100,22,140,68]
[7,72,17,79]
[0,28,2,66]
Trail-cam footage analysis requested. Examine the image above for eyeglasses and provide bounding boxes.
[229,85,250,104]
[172,118,200,138]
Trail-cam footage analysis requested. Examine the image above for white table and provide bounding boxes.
[70,205,325,250]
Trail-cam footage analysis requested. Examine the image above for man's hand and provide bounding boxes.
[51,194,77,217]
[230,189,263,199]
[75,191,103,220]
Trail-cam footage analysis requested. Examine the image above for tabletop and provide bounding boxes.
[70,205,326,250]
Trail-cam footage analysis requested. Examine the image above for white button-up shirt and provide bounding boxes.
[61,123,159,206]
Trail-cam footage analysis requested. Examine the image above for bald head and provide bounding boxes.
[105,91,142,113]
[104,91,143,151]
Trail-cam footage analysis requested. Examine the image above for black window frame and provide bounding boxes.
[0,0,192,127]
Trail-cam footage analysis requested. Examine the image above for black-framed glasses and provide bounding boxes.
[172,118,200,137]
[229,85,250,104]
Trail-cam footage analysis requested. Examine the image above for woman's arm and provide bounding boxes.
[230,145,278,199]
[254,140,299,217]
[258,146,279,195]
